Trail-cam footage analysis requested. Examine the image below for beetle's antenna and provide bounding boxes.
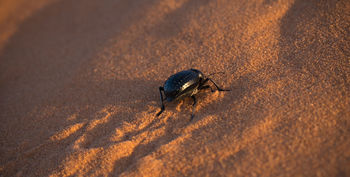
[207,72,225,77]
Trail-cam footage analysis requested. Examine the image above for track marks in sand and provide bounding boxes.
[110,108,213,175]
[117,115,221,176]
[50,101,222,176]
[50,123,85,142]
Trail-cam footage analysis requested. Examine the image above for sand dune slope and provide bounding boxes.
[0,0,349,176]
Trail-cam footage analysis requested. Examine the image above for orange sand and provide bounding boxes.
[0,0,349,176]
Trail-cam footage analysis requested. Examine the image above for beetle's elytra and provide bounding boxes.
[156,68,230,120]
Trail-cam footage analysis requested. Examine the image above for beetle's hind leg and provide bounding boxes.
[156,87,165,117]
[190,95,197,121]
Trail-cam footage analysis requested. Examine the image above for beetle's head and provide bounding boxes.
[190,68,204,78]
[190,68,201,74]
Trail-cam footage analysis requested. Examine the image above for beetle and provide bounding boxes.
[156,68,230,120]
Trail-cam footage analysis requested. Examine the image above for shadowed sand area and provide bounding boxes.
[0,0,349,176]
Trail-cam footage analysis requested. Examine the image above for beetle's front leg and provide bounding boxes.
[199,85,214,92]
[208,78,230,91]
[156,87,165,117]
[198,78,214,92]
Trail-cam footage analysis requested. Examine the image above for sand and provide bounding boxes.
[0,0,349,176]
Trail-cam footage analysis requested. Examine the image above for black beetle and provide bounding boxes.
[156,68,230,120]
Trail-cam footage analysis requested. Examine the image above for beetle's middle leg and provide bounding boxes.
[156,87,165,117]
[190,95,197,121]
